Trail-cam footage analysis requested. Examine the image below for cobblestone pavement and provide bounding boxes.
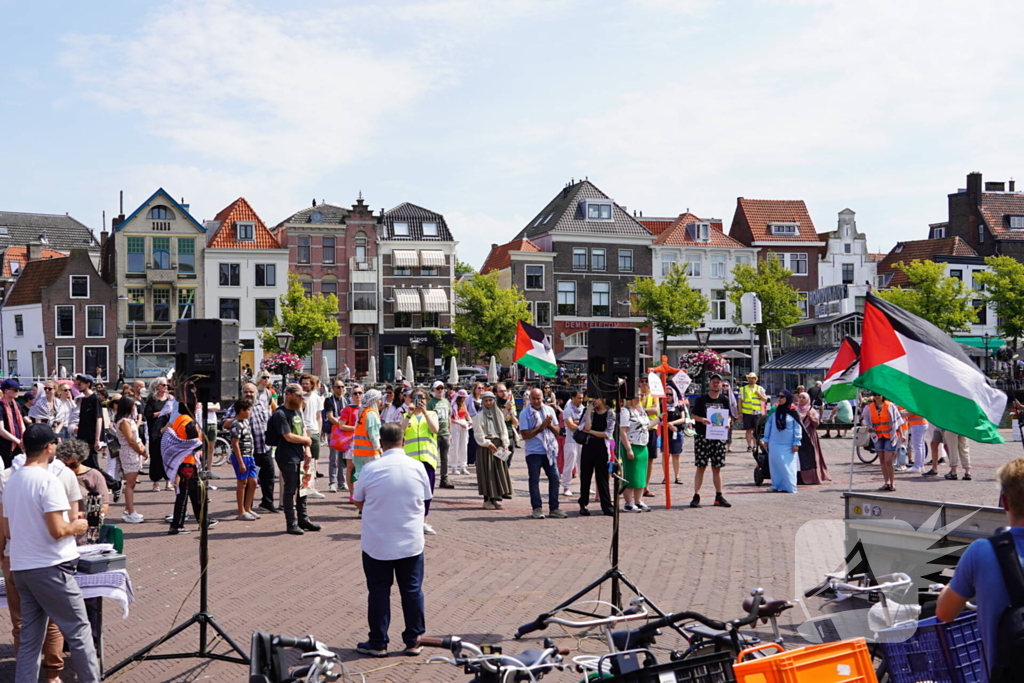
[5,432,1021,682]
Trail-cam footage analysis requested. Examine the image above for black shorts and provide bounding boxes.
[694,434,726,469]
[742,414,761,431]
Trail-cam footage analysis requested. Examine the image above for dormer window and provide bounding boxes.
[236,222,255,241]
[422,222,438,237]
[687,222,710,242]
[932,226,946,238]
[769,222,799,236]
[147,206,174,220]
[1010,216,1024,229]
[581,199,613,221]
[895,243,904,253]
[394,222,409,237]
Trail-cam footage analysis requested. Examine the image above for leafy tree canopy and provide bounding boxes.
[258,273,341,358]
[973,256,1024,343]
[455,259,476,277]
[724,258,803,334]
[875,259,977,333]
[453,271,532,361]
[630,265,708,356]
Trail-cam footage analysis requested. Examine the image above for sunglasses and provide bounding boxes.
[44,388,53,391]
[352,392,363,396]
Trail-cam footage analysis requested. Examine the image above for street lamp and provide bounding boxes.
[275,331,294,352]
[695,327,712,349]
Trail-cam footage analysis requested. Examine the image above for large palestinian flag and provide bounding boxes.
[822,336,860,402]
[514,320,558,377]
[855,293,1007,443]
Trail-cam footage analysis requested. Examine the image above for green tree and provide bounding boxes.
[725,257,804,331]
[258,273,342,358]
[876,260,977,333]
[455,259,476,277]
[973,255,1024,346]
[429,329,458,362]
[630,265,708,359]
[453,271,532,361]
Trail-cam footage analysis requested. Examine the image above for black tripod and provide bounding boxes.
[515,377,681,639]
[103,427,249,678]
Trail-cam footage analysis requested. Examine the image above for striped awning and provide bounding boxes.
[420,250,446,268]
[394,289,421,312]
[393,250,418,268]
[421,288,449,313]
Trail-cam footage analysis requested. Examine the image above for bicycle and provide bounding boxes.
[249,632,366,683]
[421,634,569,683]
[212,429,231,467]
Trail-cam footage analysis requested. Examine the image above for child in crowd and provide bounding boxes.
[230,399,259,521]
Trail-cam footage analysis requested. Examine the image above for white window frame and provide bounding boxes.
[6,350,16,377]
[735,254,752,265]
[592,281,611,317]
[932,226,946,238]
[978,224,985,243]
[711,289,727,321]
[689,222,710,242]
[70,275,89,299]
[841,263,855,284]
[56,346,76,375]
[14,314,23,337]
[591,248,607,272]
[660,252,676,278]
[565,331,588,348]
[618,249,633,273]
[535,301,552,328]
[393,222,410,236]
[685,254,702,278]
[422,222,438,237]
[85,305,105,338]
[557,281,577,316]
[524,264,544,291]
[82,346,109,378]
[789,253,808,275]
[769,222,799,236]
[797,293,808,319]
[255,263,277,287]
[55,305,74,338]
[710,254,726,279]
[844,243,852,254]
[1011,216,1024,229]
[582,199,613,221]
[572,248,588,271]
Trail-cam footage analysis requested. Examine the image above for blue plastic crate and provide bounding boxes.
[877,612,987,683]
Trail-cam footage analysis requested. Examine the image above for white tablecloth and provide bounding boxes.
[0,568,134,618]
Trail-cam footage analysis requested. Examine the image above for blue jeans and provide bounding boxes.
[361,552,425,650]
[525,453,560,511]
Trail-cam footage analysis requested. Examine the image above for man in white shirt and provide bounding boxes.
[352,423,432,658]
[300,373,325,498]
[2,424,97,682]
[560,391,584,497]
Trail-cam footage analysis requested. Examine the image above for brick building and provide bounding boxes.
[934,171,1024,262]
[0,211,101,300]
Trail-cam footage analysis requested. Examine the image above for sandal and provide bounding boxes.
[963,473,972,481]
[674,478,683,485]
[944,472,959,480]
[878,484,894,492]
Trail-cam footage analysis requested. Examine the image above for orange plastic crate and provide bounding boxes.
[733,638,879,683]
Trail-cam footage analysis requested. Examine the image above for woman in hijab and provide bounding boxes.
[795,391,831,485]
[471,391,513,509]
[761,389,803,493]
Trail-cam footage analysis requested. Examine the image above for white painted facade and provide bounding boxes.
[815,209,877,317]
[1,303,43,379]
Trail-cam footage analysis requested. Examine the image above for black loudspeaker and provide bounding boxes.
[587,327,639,401]
[175,319,239,404]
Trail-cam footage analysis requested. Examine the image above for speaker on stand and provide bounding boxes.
[175,319,240,404]
[586,327,639,401]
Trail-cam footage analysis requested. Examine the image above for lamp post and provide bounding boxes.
[410,338,420,384]
[695,327,712,350]
[275,332,294,384]
[983,332,991,377]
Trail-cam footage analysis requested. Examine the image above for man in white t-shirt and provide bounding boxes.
[352,423,432,658]
[300,374,325,498]
[2,424,98,682]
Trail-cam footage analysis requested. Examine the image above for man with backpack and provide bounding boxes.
[938,456,1024,682]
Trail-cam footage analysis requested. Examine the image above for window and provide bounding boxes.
[220,298,240,320]
[949,269,963,281]
[974,300,988,325]
[421,266,439,277]
[84,306,104,337]
[688,222,710,241]
[297,236,311,264]
[178,289,195,319]
[972,271,984,290]
[128,288,145,322]
[355,232,368,263]
[147,206,173,220]
[584,201,613,220]
[978,224,985,243]
[1011,216,1024,229]
[525,265,544,290]
[301,281,313,296]
[423,312,440,327]
[236,221,255,241]
[565,331,588,348]
[55,306,74,337]
[56,347,75,376]
[6,351,15,377]
[255,263,276,287]
[178,238,195,273]
[422,222,438,237]
[255,299,276,327]
[353,283,376,310]
[619,249,633,272]
[592,282,610,317]
[735,254,751,265]
[796,294,808,319]
[354,335,369,374]
[320,281,337,298]
[557,281,576,316]
[789,253,808,275]
[395,263,412,276]
[127,237,145,273]
[152,237,171,269]
[322,237,335,264]
[685,254,702,278]
[661,253,676,277]
[572,248,587,270]
[219,263,240,286]
[842,263,855,284]
[70,275,89,298]
[711,289,727,321]
[932,226,946,238]
[770,222,799,235]
[536,302,551,327]
[591,248,606,271]
[710,254,726,279]
[153,288,171,322]
[393,222,409,237]
[14,315,23,337]
[844,243,852,254]
[395,312,413,328]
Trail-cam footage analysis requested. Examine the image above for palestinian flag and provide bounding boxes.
[855,293,1007,443]
[514,320,558,377]
[822,336,860,402]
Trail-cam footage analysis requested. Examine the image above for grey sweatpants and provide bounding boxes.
[12,561,100,683]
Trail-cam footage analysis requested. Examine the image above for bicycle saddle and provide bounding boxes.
[742,597,793,621]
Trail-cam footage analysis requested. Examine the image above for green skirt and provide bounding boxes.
[619,442,649,489]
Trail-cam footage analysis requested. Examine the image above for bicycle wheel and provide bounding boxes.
[856,445,878,464]
[212,437,231,467]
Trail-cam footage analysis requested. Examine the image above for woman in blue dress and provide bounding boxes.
[761,390,803,493]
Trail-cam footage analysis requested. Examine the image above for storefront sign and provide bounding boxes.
[709,327,743,335]
[561,321,637,330]
[807,284,848,306]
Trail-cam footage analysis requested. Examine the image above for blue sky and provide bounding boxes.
[3,0,1024,269]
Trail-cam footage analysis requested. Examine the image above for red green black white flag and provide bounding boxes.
[854,293,1007,443]
[514,320,558,378]
[821,336,860,402]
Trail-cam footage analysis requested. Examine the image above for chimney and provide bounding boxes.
[112,190,126,230]
[966,172,983,205]
[1011,179,1017,192]
[312,198,317,207]
[27,240,43,261]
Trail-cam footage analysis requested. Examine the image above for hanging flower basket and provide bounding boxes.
[260,352,304,377]
[678,349,726,380]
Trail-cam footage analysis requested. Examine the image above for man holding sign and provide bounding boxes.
[689,373,732,509]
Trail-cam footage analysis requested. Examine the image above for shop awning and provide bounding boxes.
[421,288,449,313]
[955,336,1006,350]
[393,250,419,268]
[420,250,446,268]
[557,347,588,363]
[761,348,838,371]
[393,289,421,312]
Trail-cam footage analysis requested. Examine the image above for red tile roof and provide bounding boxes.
[2,246,67,278]
[638,218,675,236]
[206,198,281,249]
[731,198,819,243]
[655,213,746,248]
[5,256,69,306]
[977,193,1024,239]
[481,238,542,274]
[876,237,977,287]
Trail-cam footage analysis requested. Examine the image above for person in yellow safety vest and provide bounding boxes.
[740,373,767,453]
[899,407,928,475]
[352,390,383,484]
[861,393,904,492]
[401,389,439,535]
[638,377,660,499]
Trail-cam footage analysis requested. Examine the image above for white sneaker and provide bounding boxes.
[423,523,437,535]
[328,484,338,493]
[622,504,636,513]
[122,511,144,524]
[461,467,470,475]
[307,490,326,499]
[164,512,189,522]
[907,467,923,474]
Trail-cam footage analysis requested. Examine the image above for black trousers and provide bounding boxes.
[578,442,613,514]
[171,463,206,529]
[277,460,309,526]
[254,451,276,508]
[436,434,450,479]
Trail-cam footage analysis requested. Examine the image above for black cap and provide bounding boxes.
[23,423,58,453]
[709,373,723,381]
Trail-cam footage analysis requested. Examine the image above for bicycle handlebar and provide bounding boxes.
[831,573,912,595]
[419,636,452,649]
[271,634,318,652]
[636,588,764,635]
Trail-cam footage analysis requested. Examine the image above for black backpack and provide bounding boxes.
[264,409,282,448]
[989,531,1024,683]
